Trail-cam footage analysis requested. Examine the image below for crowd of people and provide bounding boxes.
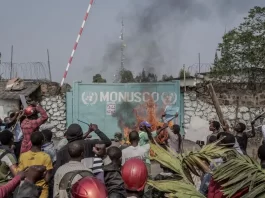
[0,102,183,198]
[0,102,264,198]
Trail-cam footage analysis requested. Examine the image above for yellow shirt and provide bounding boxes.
[18,151,53,198]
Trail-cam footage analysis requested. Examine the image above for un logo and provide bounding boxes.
[82,92,98,106]
[161,92,177,105]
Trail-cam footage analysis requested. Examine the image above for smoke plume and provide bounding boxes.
[100,0,265,80]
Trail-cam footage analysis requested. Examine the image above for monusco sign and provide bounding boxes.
[82,91,178,105]
[67,82,181,138]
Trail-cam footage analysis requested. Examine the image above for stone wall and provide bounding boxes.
[183,90,264,144]
[37,82,70,139]
[195,82,265,106]
[40,95,66,138]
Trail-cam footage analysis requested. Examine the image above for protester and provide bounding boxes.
[17,132,53,198]
[122,158,148,198]
[258,144,265,169]
[0,171,24,198]
[54,123,111,172]
[234,121,255,154]
[207,132,238,198]
[262,125,265,145]
[0,111,22,159]
[152,164,182,198]
[0,130,18,184]
[94,145,126,198]
[41,129,56,198]
[16,165,47,198]
[154,126,168,150]
[138,122,167,175]
[56,136,68,152]
[20,103,48,153]
[0,166,46,198]
[71,177,108,198]
[207,121,221,144]
[41,129,56,164]
[138,121,157,146]
[122,131,149,166]
[167,124,182,153]
[112,132,128,150]
[53,141,93,198]
[92,154,104,183]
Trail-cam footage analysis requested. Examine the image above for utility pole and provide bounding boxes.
[47,49,52,81]
[10,45,13,79]
[0,52,1,64]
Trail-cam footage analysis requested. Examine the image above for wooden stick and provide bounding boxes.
[207,83,225,127]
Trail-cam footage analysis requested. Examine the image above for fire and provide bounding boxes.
[122,95,174,142]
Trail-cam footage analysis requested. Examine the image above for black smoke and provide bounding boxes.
[100,0,265,79]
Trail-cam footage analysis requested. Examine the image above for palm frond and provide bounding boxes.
[150,141,236,184]
[213,154,265,197]
[147,180,206,198]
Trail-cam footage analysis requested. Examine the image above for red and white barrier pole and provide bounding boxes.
[60,0,94,86]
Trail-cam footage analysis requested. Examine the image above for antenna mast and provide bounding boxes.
[114,18,125,83]
[120,17,125,71]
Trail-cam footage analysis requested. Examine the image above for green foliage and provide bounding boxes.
[92,74,106,83]
[211,6,265,79]
[134,69,158,82]
[148,142,235,197]
[178,69,191,79]
[213,154,265,198]
[119,69,135,83]
[161,75,174,82]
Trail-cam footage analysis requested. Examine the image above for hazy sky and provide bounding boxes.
[1,0,265,84]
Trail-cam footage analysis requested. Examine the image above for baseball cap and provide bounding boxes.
[139,121,151,128]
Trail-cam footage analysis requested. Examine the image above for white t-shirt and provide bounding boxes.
[122,144,150,165]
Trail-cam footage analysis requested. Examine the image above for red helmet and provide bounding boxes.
[71,177,107,198]
[24,106,36,117]
[121,158,148,191]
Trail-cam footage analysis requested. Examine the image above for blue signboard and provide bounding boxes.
[67,82,181,139]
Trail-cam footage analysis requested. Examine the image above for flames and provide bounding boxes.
[122,95,173,143]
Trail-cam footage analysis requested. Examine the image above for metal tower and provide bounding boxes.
[114,18,125,83]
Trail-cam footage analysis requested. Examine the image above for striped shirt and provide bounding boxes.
[92,156,103,174]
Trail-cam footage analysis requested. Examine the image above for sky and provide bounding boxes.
[0,0,265,84]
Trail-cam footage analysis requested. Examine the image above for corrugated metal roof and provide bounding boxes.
[0,81,40,100]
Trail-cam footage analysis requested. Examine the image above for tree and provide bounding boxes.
[211,6,265,82]
[178,69,191,79]
[120,69,135,83]
[213,51,219,66]
[92,74,106,83]
[135,69,158,82]
[161,74,174,82]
